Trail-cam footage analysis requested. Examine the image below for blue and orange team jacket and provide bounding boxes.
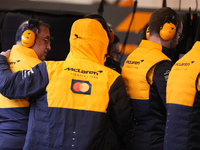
[0,45,41,149]
[164,41,200,150]
[122,40,171,150]
[0,18,133,150]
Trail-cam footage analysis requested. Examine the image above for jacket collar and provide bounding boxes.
[11,45,39,59]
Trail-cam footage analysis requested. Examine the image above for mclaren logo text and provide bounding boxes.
[175,61,194,66]
[65,67,103,75]
[125,60,144,65]
[9,60,21,65]
[22,69,34,79]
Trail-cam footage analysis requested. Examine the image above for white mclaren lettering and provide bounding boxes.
[164,70,170,81]
[22,69,34,79]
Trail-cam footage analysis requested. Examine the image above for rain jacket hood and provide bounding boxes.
[68,18,109,65]
[0,18,133,150]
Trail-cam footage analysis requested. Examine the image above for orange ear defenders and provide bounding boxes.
[160,8,177,41]
[21,19,39,48]
[146,26,150,40]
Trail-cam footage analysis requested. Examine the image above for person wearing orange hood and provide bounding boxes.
[0,14,132,150]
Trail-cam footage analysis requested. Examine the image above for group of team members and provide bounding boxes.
[0,6,199,150]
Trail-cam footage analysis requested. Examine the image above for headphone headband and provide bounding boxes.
[167,8,178,27]
[28,18,39,29]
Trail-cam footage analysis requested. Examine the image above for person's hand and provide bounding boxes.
[1,50,11,59]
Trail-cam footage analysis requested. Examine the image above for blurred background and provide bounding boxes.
[0,0,199,65]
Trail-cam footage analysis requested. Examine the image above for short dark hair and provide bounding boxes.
[149,7,183,36]
[15,19,50,42]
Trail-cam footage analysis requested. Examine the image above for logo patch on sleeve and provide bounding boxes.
[71,79,92,95]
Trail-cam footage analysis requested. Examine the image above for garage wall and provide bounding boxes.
[28,0,200,12]
[0,0,198,64]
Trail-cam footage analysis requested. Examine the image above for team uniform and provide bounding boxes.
[164,41,200,150]
[0,19,132,150]
[0,45,41,150]
[122,40,173,150]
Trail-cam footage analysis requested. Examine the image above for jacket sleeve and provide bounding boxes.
[153,61,173,106]
[0,55,49,99]
[108,75,133,138]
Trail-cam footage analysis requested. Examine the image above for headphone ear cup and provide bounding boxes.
[108,28,114,44]
[21,30,36,48]
[160,22,176,41]
[146,27,150,40]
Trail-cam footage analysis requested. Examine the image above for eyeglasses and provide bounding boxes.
[37,36,51,45]
[178,31,184,42]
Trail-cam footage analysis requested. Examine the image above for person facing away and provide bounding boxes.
[164,40,200,150]
[0,18,51,150]
[105,34,122,73]
[122,7,183,150]
[0,14,133,150]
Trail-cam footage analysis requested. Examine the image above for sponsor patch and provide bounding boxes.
[71,79,92,95]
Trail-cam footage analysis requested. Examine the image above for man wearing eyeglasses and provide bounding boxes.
[122,7,183,150]
[0,18,51,150]
[19,19,51,61]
